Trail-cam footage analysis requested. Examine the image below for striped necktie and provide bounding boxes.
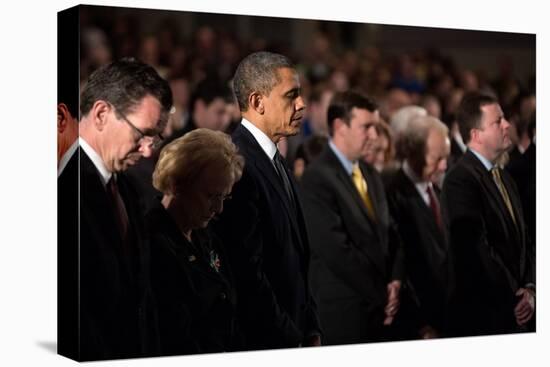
[491,167,516,225]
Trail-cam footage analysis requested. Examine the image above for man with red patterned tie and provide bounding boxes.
[385,115,451,339]
[60,58,173,361]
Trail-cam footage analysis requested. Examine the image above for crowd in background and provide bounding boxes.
[58,7,536,361]
[79,10,536,170]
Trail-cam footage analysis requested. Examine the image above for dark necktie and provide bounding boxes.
[107,175,129,240]
[426,184,443,231]
[273,150,295,208]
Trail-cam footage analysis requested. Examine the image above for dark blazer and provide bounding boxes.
[78,149,158,361]
[212,124,321,350]
[506,144,536,252]
[447,135,466,171]
[440,149,534,337]
[58,150,79,359]
[385,168,451,334]
[300,145,404,344]
[146,199,241,355]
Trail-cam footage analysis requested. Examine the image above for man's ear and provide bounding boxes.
[90,100,111,131]
[469,128,478,144]
[333,118,346,136]
[249,92,264,114]
[57,103,69,134]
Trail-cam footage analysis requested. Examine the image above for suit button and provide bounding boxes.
[220,292,227,300]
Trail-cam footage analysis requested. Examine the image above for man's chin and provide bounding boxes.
[124,155,142,168]
[290,118,302,131]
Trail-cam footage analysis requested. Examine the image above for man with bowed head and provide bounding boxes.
[76,57,172,360]
[213,51,322,349]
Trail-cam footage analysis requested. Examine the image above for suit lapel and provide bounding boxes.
[466,152,519,239]
[323,148,376,228]
[80,150,135,283]
[234,125,305,254]
[322,148,386,274]
[398,169,444,240]
[464,151,523,280]
[360,163,383,228]
[500,168,527,277]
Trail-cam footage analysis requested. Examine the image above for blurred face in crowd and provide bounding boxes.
[101,95,164,172]
[262,67,306,142]
[472,102,511,162]
[173,161,235,230]
[308,90,333,136]
[340,107,379,161]
[367,133,390,172]
[422,129,450,184]
[195,97,230,131]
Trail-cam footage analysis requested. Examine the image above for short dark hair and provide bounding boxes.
[189,77,232,113]
[327,91,378,136]
[233,51,294,112]
[80,57,173,123]
[456,92,498,144]
[295,135,328,165]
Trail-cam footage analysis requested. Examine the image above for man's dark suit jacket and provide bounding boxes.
[58,150,79,359]
[77,149,158,360]
[385,168,451,334]
[440,149,534,337]
[300,145,404,344]
[146,199,242,355]
[506,144,536,253]
[212,124,320,350]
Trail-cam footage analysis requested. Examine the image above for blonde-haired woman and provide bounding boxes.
[146,128,244,356]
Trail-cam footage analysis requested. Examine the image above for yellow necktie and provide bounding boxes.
[491,167,516,225]
[352,163,376,221]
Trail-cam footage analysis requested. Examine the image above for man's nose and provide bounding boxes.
[296,96,306,111]
[139,140,154,158]
[502,117,511,130]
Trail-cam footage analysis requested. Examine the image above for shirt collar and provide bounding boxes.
[328,139,355,175]
[241,118,278,160]
[79,137,112,187]
[469,147,493,171]
[403,160,430,196]
[57,139,79,178]
[453,130,467,153]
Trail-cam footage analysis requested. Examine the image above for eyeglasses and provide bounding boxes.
[112,105,164,150]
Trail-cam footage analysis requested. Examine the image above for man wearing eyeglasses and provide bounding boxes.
[65,58,172,361]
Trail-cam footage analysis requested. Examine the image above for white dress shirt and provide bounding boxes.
[79,137,112,187]
[57,139,79,177]
[241,118,279,170]
[403,160,431,206]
